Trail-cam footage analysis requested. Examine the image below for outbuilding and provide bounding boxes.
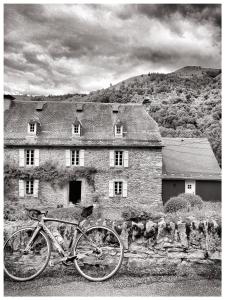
[162,137,221,203]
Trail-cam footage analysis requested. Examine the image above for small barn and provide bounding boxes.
[162,138,221,203]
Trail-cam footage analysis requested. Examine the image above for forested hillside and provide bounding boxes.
[74,66,221,165]
[10,66,222,165]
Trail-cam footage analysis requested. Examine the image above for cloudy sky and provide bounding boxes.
[4,4,221,95]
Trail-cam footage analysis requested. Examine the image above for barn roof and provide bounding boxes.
[162,138,221,180]
[4,100,162,147]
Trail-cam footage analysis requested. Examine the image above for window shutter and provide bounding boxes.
[34,149,39,166]
[124,151,129,167]
[122,181,127,197]
[19,149,25,167]
[80,150,84,166]
[66,150,71,167]
[78,124,81,136]
[34,180,39,198]
[109,181,114,197]
[109,150,114,167]
[19,180,24,197]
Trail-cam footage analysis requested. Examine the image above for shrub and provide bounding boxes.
[164,196,190,213]
[165,193,204,213]
[178,193,204,209]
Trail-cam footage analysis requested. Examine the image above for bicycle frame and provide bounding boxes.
[26,216,90,259]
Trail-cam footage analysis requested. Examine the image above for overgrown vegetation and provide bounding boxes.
[4,162,97,192]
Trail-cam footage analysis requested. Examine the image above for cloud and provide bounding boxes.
[4,4,221,95]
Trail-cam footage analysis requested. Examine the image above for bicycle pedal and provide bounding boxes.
[66,255,77,262]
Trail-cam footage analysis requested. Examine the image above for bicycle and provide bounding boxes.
[4,206,124,282]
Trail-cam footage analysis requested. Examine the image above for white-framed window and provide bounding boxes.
[109,180,127,197]
[28,122,37,134]
[114,181,123,195]
[26,149,34,165]
[72,123,81,136]
[115,151,123,166]
[66,149,84,167]
[115,124,123,137]
[26,180,34,195]
[19,149,39,167]
[71,150,80,166]
[19,179,39,197]
[110,150,128,167]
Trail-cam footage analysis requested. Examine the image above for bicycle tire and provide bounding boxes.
[74,225,124,281]
[4,227,51,281]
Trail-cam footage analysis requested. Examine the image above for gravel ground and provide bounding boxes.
[4,267,221,297]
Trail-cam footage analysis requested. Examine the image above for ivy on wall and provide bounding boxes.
[4,162,97,192]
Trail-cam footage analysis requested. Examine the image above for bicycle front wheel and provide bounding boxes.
[4,227,51,281]
[74,226,124,281]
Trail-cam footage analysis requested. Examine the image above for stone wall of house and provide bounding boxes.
[4,147,162,217]
[4,216,221,278]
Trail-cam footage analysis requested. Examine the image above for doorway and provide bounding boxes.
[69,181,82,205]
[185,180,196,195]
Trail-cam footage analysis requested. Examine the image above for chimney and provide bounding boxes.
[4,94,15,111]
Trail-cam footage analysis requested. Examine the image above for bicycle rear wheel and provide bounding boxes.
[74,226,124,281]
[4,227,51,281]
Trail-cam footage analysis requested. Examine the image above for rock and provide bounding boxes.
[145,220,156,233]
[168,252,188,259]
[162,242,174,248]
[177,221,188,248]
[186,250,205,260]
[120,222,129,249]
[209,251,221,260]
[129,243,147,253]
[136,237,146,244]
[167,247,185,252]
[157,218,167,241]
[131,221,145,241]
[124,252,148,259]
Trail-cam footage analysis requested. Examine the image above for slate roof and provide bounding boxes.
[4,100,162,147]
[162,138,221,180]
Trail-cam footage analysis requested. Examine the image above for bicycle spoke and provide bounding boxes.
[74,226,123,281]
[4,228,50,281]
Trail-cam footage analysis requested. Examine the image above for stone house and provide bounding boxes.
[4,97,163,218]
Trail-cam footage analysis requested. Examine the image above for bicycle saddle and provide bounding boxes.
[25,208,48,220]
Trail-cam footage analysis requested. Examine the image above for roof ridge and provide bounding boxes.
[162,137,208,140]
[12,100,142,106]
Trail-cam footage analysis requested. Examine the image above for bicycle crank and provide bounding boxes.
[49,255,77,267]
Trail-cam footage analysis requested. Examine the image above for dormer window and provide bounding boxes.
[72,119,81,136]
[28,122,37,135]
[115,124,123,137]
[73,124,80,134]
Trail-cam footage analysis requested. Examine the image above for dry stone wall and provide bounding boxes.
[4,216,221,278]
